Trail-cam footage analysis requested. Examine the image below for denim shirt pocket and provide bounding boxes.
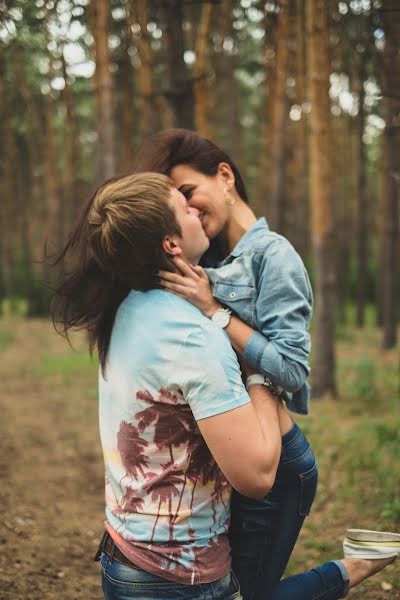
[212,281,256,325]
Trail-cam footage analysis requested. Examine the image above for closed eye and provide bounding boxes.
[180,186,194,200]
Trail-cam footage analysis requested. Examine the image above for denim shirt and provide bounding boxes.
[205,218,313,415]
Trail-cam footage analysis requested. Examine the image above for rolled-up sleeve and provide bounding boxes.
[243,241,313,393]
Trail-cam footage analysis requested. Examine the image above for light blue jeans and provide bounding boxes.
[100,554,241,599]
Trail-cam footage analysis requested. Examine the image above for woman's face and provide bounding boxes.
[170,164,233,240]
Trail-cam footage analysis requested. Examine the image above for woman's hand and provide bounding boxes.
[158,257,221,317]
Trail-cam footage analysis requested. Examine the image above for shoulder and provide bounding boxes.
[122,289,226,343]
[249,233,307,276]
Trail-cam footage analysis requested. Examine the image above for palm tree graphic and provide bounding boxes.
[135,388,194,541]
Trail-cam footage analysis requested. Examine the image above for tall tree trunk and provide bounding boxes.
[306,0,337,397]
[215,0,244,172]
[134,0,159,137]
[119,4,135,171]
[88,0,116,180]
[161,0,195,129]
[13,43,44,314]
[42,18,62,270]
[0,47,15,306]
[381,1,400,348]
[61,50,81,233]
[355,57,368,327]
[194,3,214,137]
[268,1,290,232]
[292,0,309,259]
[254,9,278,215]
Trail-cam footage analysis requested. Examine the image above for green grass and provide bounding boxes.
[33,352,97,378]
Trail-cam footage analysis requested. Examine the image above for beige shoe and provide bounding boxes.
[343,529,400,560]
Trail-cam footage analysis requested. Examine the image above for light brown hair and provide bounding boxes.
[51,172,180,372]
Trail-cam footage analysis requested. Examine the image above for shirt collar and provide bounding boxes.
[222,217,270,262]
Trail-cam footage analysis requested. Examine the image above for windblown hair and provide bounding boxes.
[51,172,179,373]
[134,128,249,203]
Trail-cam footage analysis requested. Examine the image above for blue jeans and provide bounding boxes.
[100,553,242,599]
[229,422,349,600]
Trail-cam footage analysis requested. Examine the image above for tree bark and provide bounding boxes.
[381,0,400,348]
[254,9,278,215]
[88,0,116,180]
[134,0,160,137]
[306,0,337,397]
[354,57,368,327]
[119,4,135,171]
[268,1,291,232]
[61,50,81,234]
[194,2,214,137]
[292,0,310,259]
[161,0,195,129]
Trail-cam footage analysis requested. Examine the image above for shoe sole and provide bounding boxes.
[343,529,400,560]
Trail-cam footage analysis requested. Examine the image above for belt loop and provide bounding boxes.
[93,530,109,562]
[110,541,116,563]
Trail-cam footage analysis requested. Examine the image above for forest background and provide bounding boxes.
[0,0,399,599]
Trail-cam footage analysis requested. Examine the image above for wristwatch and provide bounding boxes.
[246,374,283,397]
[210,307,232,329]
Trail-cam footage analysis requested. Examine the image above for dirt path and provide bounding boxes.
[0,319,398,599]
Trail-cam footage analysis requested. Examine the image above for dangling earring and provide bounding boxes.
[224,187,236,206]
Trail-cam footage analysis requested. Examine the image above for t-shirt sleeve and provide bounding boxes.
[178,323,250,421]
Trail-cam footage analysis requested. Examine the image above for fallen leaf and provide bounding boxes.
[381,581,393,591]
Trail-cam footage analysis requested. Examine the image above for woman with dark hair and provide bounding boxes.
[134,129,399,599]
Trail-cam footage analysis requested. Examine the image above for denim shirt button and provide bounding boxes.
[229,292,236,298]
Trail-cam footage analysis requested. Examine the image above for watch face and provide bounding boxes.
[212,310,230,328]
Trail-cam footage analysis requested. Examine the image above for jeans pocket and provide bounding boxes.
[298,460,318,517]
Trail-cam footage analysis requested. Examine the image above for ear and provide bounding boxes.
[162,235,183,256]
[217,162,235,190]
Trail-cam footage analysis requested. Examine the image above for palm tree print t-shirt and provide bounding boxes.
[99,289,250,585]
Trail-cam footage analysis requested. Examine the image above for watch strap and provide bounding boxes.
[246,374,283,397]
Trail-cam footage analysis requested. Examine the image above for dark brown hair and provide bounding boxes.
[51,172,179,373]
[134,128,249,203]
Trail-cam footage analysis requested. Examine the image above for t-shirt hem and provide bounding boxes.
[105,523,231,585]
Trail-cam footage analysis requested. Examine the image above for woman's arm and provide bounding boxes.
[158,258,254,352]
[158,246,312,393]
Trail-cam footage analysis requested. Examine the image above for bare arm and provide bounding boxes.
[196,384,282,499]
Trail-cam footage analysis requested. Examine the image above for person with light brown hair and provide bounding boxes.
[51,172,397,600]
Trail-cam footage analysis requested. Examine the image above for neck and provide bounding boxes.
[220,198,257,256]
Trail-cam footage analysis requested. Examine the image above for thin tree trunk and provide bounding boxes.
[134,0,159,137]
[218,0,243,171]
[254,9,278,215]
[88,0,116,180]
[381,1,400,348]
[0,47,16,305]
[61,49,82,235]
[161,0,195,129]
[292,0,309,259]
[306,0,337,397]
[194,3,214,137]
[355,58,368,327]
[268,1,290,232]
[119,5,135,171]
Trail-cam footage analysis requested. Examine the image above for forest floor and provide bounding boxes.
[0,317,399,600]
